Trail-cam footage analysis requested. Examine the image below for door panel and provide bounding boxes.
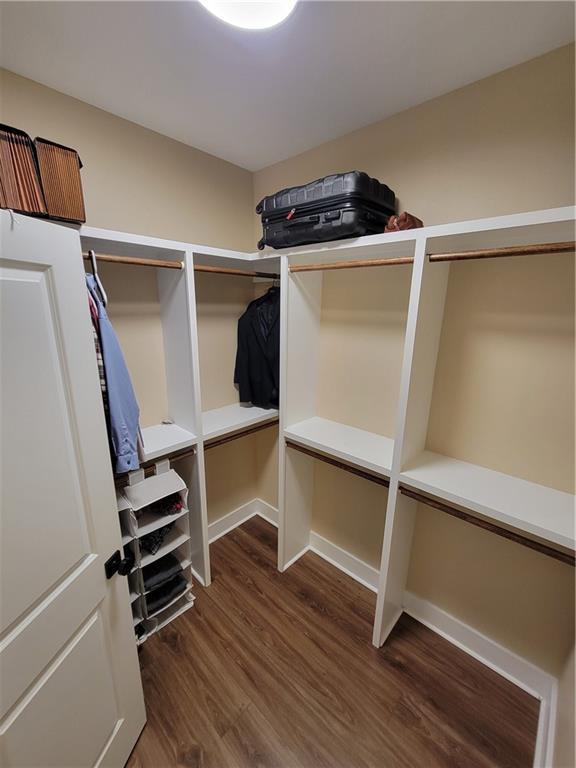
[1,265,92,631]
[0,556,100,717]
[2,614,119,768]
[0,212,146,767]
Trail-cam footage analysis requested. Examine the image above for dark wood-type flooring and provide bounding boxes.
[127,518,539,768]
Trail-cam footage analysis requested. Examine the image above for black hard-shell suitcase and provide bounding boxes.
[256,171,395,250]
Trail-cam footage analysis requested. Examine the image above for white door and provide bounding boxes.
[0,212,146,767]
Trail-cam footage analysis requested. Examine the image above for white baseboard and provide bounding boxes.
[208,499,260,542]
[208,498,278,543]
[281,545,310,570]
[309,531,379,592]
[403,592,557,768]
[253,499,279,528]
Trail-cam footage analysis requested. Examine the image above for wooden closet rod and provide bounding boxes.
[428,240,575,263]
[82,253,280,278]
[399,486,575,566]
[285,440,390,488]
[289,240,574,273]
[290,256,413,273]
[115,446,198,478]
[194,264,280,279]
[205,419,279,450]
[83,252,183,270]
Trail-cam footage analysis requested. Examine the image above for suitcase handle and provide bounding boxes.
[285,214,320,227]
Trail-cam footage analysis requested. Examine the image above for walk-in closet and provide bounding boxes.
[1,4,575,768]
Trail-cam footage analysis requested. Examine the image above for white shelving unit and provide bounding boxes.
[273,206,575,667]
[80,209,574,676]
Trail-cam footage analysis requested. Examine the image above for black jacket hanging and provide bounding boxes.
[234,287,280,409]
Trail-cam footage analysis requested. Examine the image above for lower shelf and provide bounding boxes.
[140,423,197,462]
[284,417,394,478]
[400,451,575,551]
[202,403,278,442]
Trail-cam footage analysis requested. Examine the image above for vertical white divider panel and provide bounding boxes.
[178,251,210,585]
[157,255,196,433]
[278,267,323,569]
[285,271,323,426]
[277,254,289,570]
[372,236,450,646]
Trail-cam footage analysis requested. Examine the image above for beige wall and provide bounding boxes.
[254,44,574,236]
[204,433,259,524]
[312,460,388,567]
[317,267,412,436]
[195,272,254,412]
[253,44,575,676]
[0,68,254,250]
[427,252,575,493]
[256,426,279,508]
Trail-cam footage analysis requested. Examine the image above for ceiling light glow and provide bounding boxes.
[198,0,297,30]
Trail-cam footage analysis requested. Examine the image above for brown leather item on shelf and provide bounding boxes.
[385,211,424,232]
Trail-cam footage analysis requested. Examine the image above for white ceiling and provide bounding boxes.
[1,1,573,170]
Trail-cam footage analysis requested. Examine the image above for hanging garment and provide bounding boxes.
[86,274,141,474]
[234,286,280,409]
[90,323,109,421]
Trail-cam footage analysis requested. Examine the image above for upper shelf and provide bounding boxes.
[140,424,197,462]
[202,403,278,442]
[284,417,394,478]
[261,206,575,263]
[400,451,575,552]
[82,207,574,268]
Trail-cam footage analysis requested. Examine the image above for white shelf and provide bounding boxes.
[136,507,188,538]
[140,424,197,462]
[284,417,394,478]
[139,529,191,568]
[400,451,575,551]
[202,403,278,442]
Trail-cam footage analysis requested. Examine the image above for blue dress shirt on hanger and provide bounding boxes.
[86,274,141,474]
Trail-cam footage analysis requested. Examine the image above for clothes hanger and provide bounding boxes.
[88,249,108,306]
